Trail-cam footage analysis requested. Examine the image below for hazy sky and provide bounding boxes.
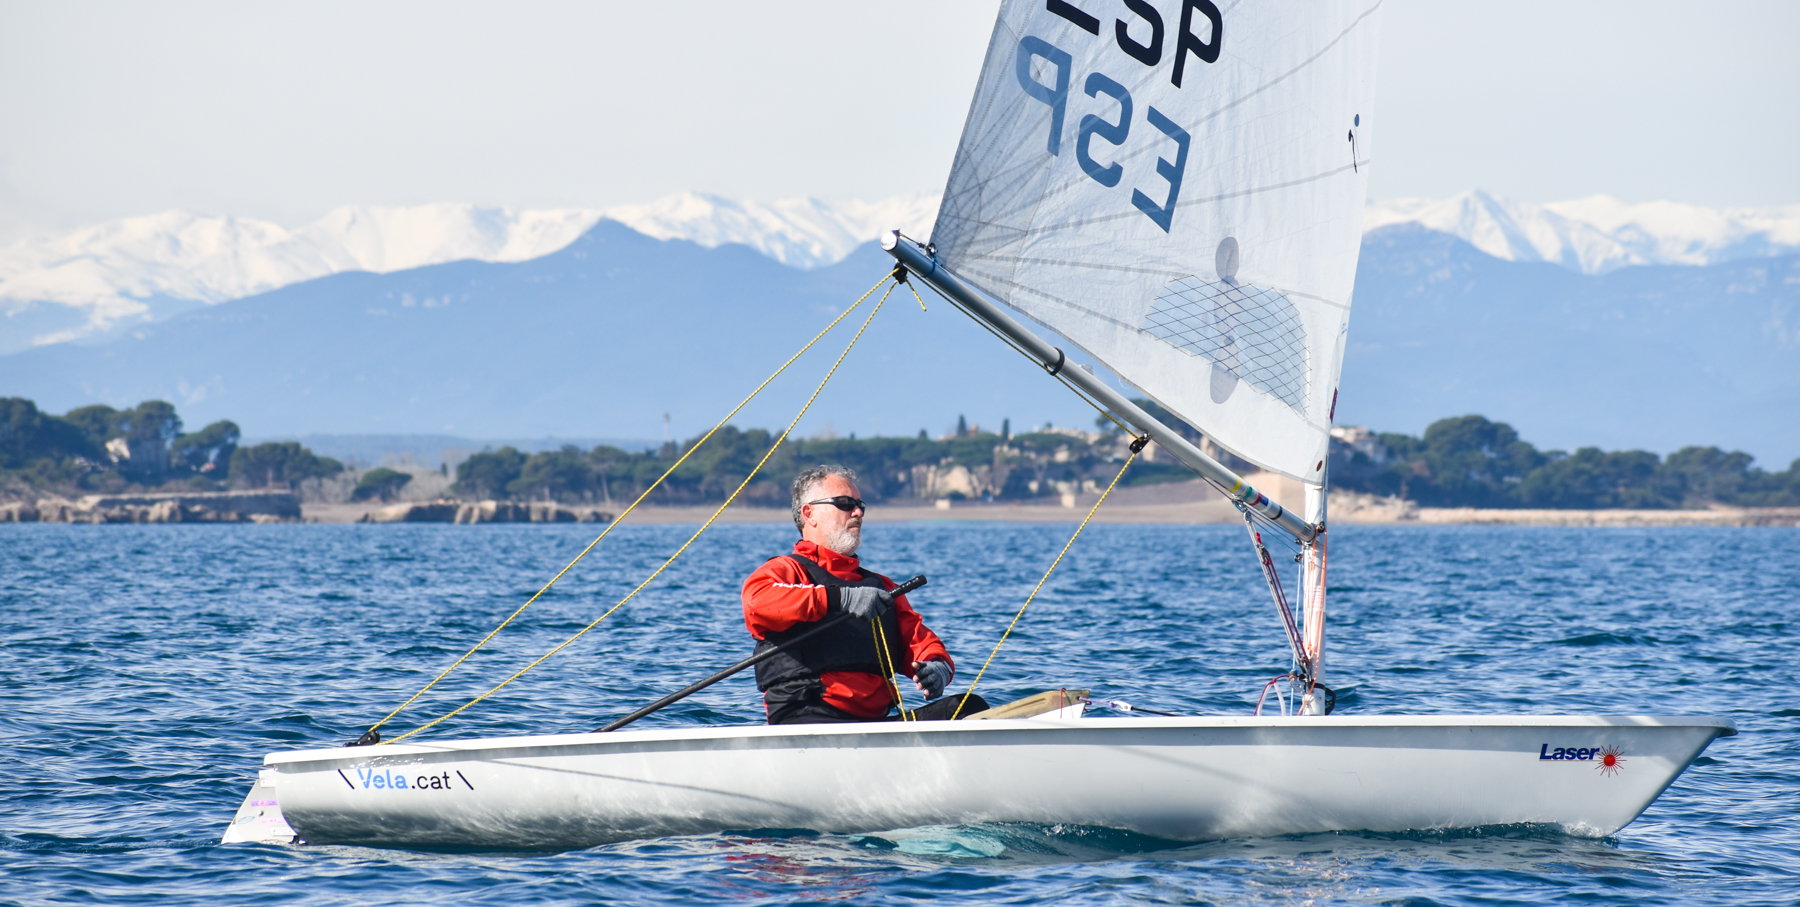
[2,0,1796,239]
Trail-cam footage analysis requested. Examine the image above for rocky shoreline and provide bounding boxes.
[1329,492,1800,527]
[3,484,1795,527]
[0,492,613,524]
[0,491,302,523]
[353,500,611,524]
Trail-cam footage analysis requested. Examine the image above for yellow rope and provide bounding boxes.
[872,618,913,721]
[358,274,896,740]
[951,443,1143,719]
[903,278,929,312]
[387,282,896,743]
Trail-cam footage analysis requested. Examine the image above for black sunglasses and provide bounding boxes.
[805,496,866,513]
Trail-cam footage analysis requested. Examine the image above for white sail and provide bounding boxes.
[931,1,1380,481]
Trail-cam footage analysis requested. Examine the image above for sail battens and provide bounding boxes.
[930,0,1379,481]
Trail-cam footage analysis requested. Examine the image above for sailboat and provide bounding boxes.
[222,1,1731,849]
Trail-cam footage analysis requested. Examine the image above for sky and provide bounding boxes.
[1,0,1797,241]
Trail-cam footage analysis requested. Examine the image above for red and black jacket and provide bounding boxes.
[741,540,950,718]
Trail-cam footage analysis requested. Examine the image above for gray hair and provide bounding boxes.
[791,464,858,534]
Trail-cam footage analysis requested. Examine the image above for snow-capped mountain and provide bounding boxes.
[599,193,940,270]
[1365,191,1800,275]
[3,189,1795,353]
[6,218,1793,467]
[0,193,940,351]
[0,206,607,341]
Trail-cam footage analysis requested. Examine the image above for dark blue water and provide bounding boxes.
[3,522,1795,905]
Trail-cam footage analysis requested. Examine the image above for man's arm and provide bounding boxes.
[741,557,831,639]
[887,582,952,677]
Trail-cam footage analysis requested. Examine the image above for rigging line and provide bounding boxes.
[952,440,1146,720]
[1300,527,1327,672]
[872,619,913,722]
[903,278,929,313]
[891,262,928,312]
[1241,505,1306,667]
[358,273,897,741]
[914,276,1135,438]
[388,283,897,744]
[1202,472,1301,551]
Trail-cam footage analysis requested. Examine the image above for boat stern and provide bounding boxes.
[220,768,298,845]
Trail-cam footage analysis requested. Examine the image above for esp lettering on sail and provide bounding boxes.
[931,0,1381,481]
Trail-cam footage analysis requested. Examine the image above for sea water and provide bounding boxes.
[2,522,1794,905]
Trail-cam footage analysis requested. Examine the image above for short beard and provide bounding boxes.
[820,523,861,556]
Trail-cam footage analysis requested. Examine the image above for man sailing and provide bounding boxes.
[741,465,988,724]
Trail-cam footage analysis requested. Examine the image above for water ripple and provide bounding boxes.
[1,523,1794,905]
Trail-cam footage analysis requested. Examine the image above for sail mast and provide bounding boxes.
[885,233,1316,544]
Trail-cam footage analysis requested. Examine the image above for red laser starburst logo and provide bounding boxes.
[1595,745,1626,776]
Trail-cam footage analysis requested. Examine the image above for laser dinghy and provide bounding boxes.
[224,715,1731,849]
[223,0,1733,849]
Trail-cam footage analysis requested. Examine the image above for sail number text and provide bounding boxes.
[1020,0,1222,233]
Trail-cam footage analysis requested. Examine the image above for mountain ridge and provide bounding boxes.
[1339,223,1798,465]
[2,219,1794,467]
[5,190,1795,353]
[0,194,939,351]
[1365,191,1800,276]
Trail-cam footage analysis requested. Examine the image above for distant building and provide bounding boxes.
[104,434,172,474]
[1329,425,1388,464]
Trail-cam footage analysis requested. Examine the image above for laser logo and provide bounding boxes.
[1538,743,1625,776]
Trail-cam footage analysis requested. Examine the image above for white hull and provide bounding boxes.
[223,715,1732,850]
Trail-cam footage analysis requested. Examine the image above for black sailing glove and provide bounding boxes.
[839,586,892,621]
[914,659,952,699]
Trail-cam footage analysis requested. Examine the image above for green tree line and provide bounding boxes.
[452,411,1798,510]
[1330,415,1800,508]
[453,420,1156,506]
[1,396,341,494]
[7,394,1791,508]
[454,409,1800,510]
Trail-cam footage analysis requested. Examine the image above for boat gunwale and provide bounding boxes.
[264,714,1736,768]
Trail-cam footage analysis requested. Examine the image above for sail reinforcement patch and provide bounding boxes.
[1140,275,1310,415]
